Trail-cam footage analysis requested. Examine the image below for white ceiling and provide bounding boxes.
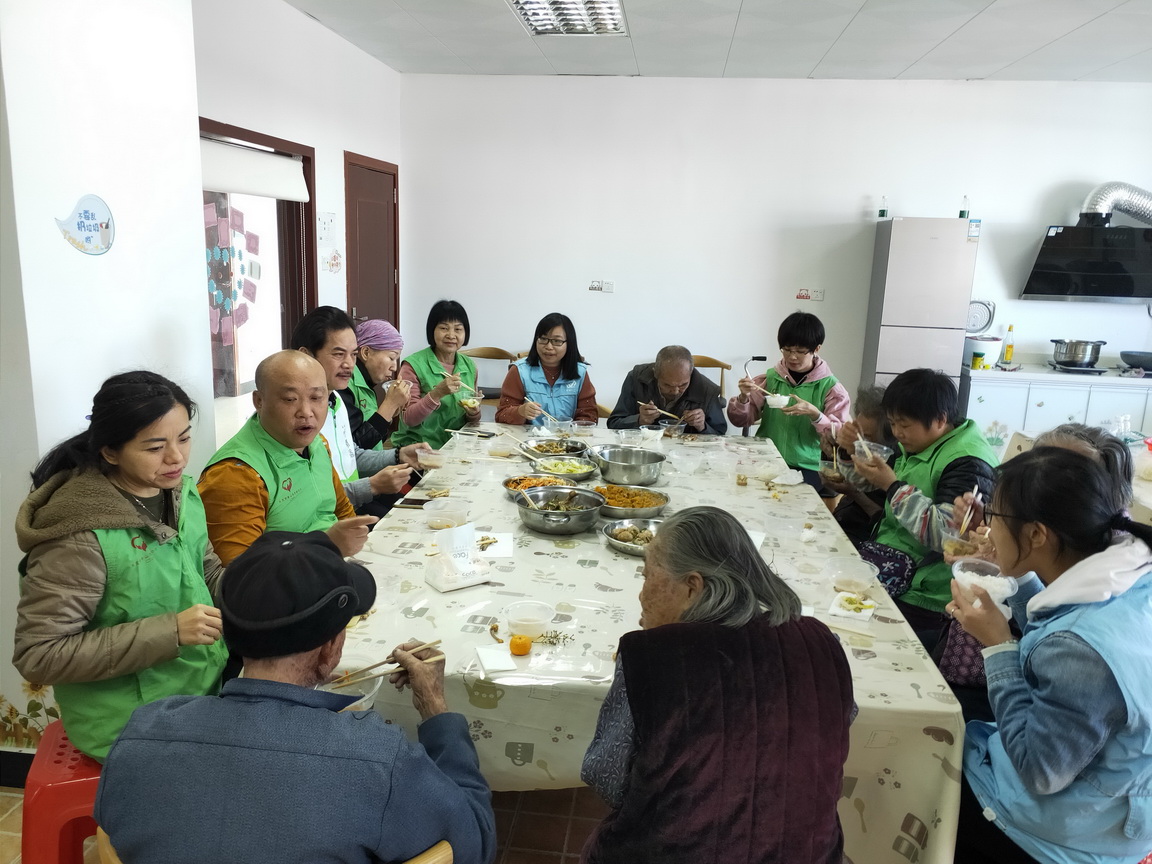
[285,0,1152,81]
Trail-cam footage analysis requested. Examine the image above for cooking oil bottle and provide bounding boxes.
[1003,325,1015,364]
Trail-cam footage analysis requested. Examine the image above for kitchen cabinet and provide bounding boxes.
[1086,387,1148,432]
[965,380,1029,447]
[1024,384,1091,434]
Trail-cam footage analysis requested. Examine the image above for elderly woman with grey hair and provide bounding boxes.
[579,506,854,864]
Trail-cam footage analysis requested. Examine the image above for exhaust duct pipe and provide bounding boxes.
[1077,182,1152,228]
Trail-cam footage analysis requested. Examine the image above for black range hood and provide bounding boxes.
[1022,182,1152,304]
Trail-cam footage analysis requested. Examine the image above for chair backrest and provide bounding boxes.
[405,840,453,864]
[460,347,517,362]
[597,403,612,419]
[97,829,452,864]
[691,355,732,397]
[97,828,124,864]
[460,347,519,406]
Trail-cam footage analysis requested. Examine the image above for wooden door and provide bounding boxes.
[345,152,398,326]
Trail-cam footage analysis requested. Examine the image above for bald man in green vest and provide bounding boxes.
[199,352,376,565]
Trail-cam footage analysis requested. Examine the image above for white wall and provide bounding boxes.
[0,0,210,746]
[191,0,403,311]
[399,75,1152,403]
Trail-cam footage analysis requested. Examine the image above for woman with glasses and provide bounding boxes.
[496,312,599,425]
[727,312,851,492]
[947,447,1152,864]
[392,300,481,449]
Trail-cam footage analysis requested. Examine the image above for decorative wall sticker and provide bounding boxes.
[56,194,114,254]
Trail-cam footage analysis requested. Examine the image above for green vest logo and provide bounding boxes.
[282,478,293,492]
[130,536,148,551]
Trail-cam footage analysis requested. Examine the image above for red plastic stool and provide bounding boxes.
[22,720,102,864]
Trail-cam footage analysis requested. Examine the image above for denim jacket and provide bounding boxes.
[964,537,1152,863]
[95,678,496,864]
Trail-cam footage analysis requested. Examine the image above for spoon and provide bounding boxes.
[853,798,867,833]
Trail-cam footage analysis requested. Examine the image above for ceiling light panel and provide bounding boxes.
[508,0,628,36]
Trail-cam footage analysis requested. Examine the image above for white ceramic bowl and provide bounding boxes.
[504,600,555,639]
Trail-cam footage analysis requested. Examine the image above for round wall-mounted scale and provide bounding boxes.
[966,299,995,335]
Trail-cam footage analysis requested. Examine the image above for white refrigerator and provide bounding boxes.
[860,217,980,388]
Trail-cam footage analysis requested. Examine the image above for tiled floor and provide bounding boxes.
[0,784,606,864]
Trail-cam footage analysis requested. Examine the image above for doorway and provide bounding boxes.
[344,151,398,327]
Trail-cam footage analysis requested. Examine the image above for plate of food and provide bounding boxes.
[502,474,578,500]
[602,518,661,556]
[594,484,669,519]
[533,456,598,482]
[520,438,589,459]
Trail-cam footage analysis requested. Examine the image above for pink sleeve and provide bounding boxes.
[726,374,766,426]
[812,382,852,437]
[398,362,440,427]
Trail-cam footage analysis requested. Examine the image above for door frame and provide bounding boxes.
[199,118,318,346]
[343,151,399,324]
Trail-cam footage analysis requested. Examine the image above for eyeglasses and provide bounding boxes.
[536,337,567,348]
[981,507,1019,523]
[780,347,812,357]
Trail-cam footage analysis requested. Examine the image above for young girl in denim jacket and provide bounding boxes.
[949,447,1152,864]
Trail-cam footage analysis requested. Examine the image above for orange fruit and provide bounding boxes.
[509,634,533,656]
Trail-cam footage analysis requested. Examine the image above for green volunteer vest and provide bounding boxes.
[755,370,838,471]
[53,479,226,761]
[207,413,340,533]
[875,419,998,612]
[391,346,477,450]
[349,365,383,451]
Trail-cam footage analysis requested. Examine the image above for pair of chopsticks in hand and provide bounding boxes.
[522,400,562,423]
[957,483,982,536]
[635,400,685,423]
[330,639,445,690]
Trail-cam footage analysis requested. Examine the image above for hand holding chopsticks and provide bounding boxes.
[957,483,981,536]
[331,639,444,690]
[636,400,682,422]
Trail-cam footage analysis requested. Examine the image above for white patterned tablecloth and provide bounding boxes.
[352,424,963,864]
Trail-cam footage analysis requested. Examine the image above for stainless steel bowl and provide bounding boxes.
[515,487,606,535]
[602,518,662,556]
[586,446,666,486]
[531,456,598,482]
[519,439,589,459]
[593,484,670,519]
[1051,339,1106,368]
[502,474,578,501]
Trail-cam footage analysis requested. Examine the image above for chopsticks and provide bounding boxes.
[526,401,560,422]
[856,433,874,461]
[433,370,477,395]
[958,483,981,536]
[636,400,682,421]
[332,655,446,690]
[332,639,443,689]
[519,488,539,509]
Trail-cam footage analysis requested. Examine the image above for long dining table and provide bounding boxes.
[350,423,964,864]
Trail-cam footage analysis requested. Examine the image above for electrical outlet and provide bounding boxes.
[810,288,825,301]
[588,280,602,292]
[602,280,614,293]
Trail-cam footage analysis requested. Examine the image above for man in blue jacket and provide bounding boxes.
[95,530,495,864]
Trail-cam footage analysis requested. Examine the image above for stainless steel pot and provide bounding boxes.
[585,446,666,486]
[1051,339,1106,368]
[515,487,606,535]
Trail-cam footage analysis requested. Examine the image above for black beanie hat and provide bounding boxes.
[220,531,376,659]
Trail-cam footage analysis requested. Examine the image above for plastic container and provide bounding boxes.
[488,438,517,458]
[952,558,1017,608]
[423,498,469,530]
[614,428,644,445]
[417,450,447,470]
[659,419,686,438]
[318,653,384,710]
[853,440,894,464]
[821,557,879,594]
[504,600,555,639]
[573,420,597,437]
[941,526,979,559]
[639,424,664,445]
[544,418,573,436]
[666,449,703,475]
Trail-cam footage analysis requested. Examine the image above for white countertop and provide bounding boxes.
[965,362,1152,387]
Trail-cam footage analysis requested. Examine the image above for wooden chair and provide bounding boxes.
[96,830,452,864]
[691,355,732,398]
[460,347,518,406]
[597,403,612,419]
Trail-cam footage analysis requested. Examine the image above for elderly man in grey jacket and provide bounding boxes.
[95,531,495,864]
[608,345,728,435]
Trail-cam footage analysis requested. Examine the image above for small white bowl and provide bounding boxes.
[765,394,791,409]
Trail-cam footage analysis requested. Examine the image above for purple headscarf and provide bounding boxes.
[356,320,404,352]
